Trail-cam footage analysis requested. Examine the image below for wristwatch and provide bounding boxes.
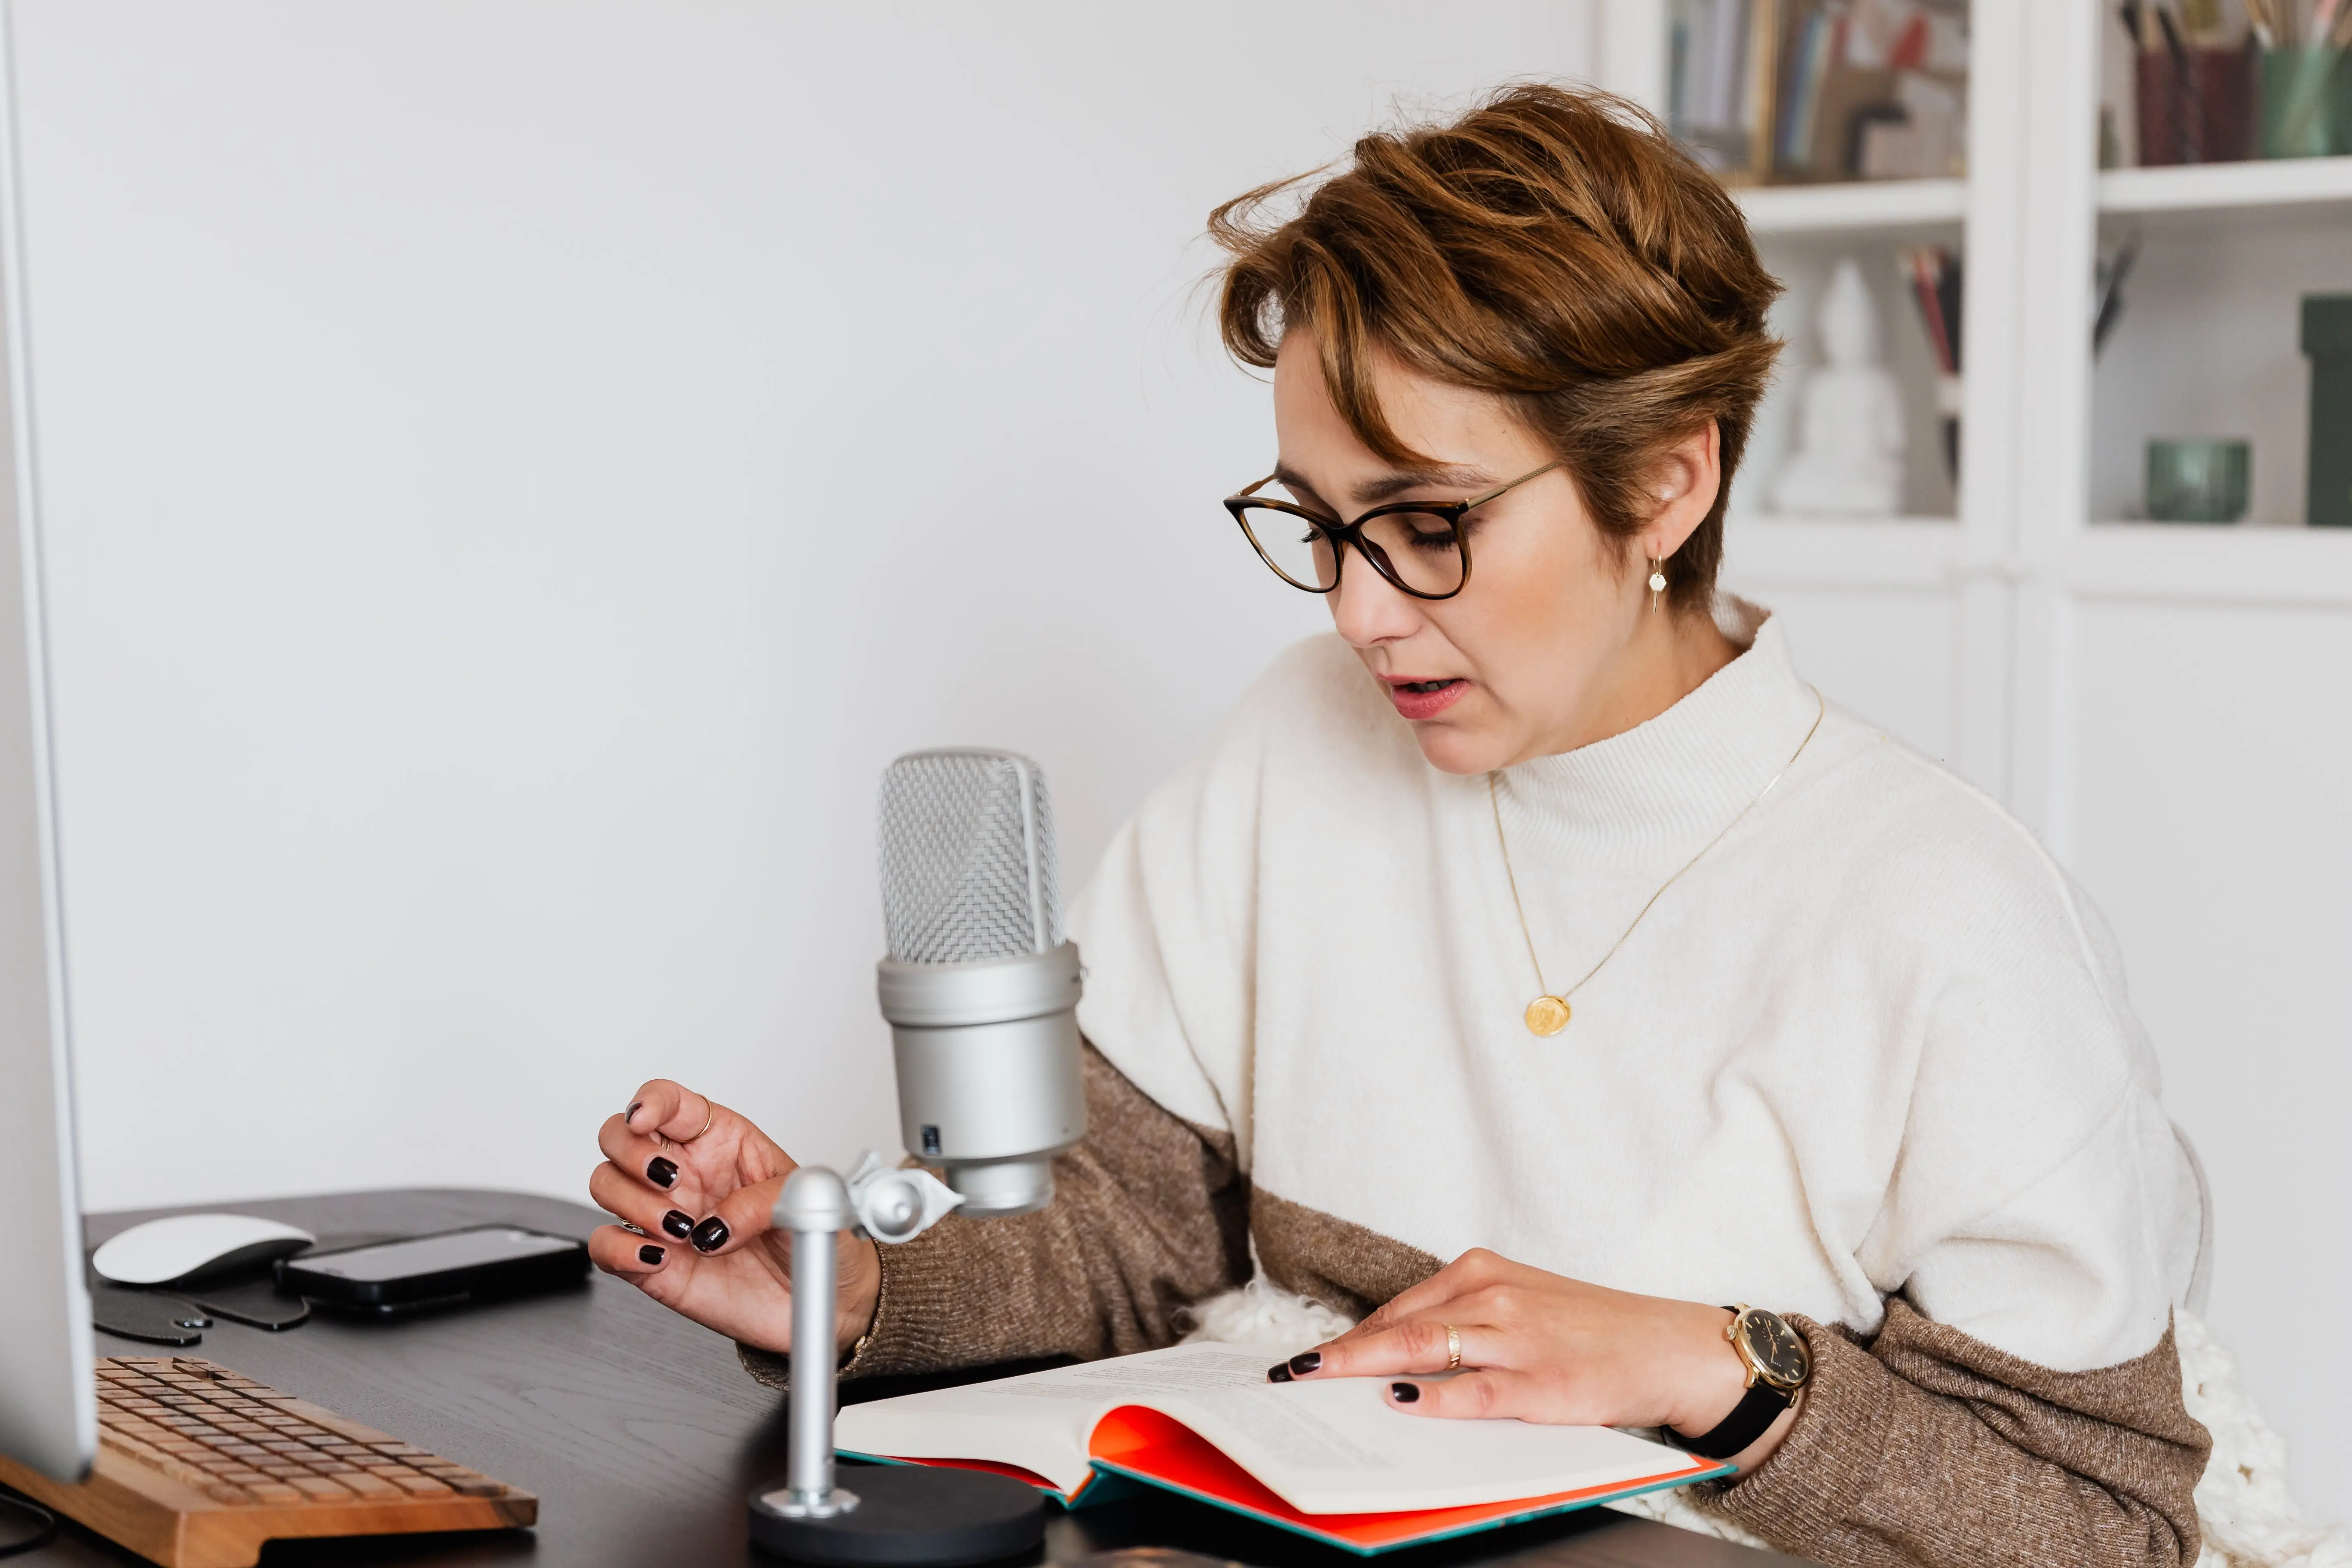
[1666,1304,1811,1461]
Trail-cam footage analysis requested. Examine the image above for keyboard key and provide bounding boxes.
[101,1435,220,1494]
[295,1409,400,1445]
[443,1476,507,1498]
[334,1472,402,1498]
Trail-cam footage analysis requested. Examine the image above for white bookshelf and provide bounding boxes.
[2099,153,2352,216]
[2057,524,2352,606]
[1602,0,2352,1523]
[1736,177,1967,235]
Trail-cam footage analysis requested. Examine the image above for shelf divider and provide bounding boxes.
[1736,178,1968,236]
[2098,156,2352,219]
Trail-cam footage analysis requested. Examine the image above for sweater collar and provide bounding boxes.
[1492,599,1820,871]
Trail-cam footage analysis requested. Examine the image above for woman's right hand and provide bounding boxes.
[588,1079,881,1358]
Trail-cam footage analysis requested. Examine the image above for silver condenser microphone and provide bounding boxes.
[875,749,1085,1217]
[750,750,1080,1559]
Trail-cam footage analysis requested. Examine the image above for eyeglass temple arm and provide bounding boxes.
[1459,458,1563,511]
[1231,458,1556,516]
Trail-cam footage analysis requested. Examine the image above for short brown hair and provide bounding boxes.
[1210,83,1780,614]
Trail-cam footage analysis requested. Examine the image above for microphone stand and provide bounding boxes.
[746,1160,1045,1566]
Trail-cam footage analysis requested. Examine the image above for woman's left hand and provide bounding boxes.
[1274,1248,1795,1474]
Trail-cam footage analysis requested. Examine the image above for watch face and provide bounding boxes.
[1740,1311,1810,1388]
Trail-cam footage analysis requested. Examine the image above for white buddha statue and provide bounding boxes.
[1770,258,1905,518]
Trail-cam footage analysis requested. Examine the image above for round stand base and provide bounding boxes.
[748,1465,1044,1566]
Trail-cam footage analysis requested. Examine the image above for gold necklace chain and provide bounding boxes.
[1488,686,1828,1037]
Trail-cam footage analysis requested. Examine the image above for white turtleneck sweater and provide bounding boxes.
[1069,605,2200,1375]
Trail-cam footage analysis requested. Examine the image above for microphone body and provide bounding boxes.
[876,750,1086,1216]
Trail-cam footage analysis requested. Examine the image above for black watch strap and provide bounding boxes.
[1666,1378,1792,1461]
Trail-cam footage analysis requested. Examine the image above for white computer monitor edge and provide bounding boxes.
[0,0,99,1486]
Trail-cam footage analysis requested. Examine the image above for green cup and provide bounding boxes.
[2147,438,2251,523]
[2260,47,2352,159]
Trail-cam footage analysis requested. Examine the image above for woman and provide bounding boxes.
[589,86,2208,1567]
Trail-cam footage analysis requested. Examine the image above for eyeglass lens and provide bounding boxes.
[1234,505,1464,596]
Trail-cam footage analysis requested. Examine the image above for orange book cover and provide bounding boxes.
[1078,1406,1729,1554]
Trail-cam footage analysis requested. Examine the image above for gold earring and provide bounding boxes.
[1648,557,1667,614]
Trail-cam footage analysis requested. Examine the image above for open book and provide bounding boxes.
[834,1343,1730,1554]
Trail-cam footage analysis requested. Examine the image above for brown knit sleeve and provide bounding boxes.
[739,1041,1250,1390]
[1702,1299,2209,1568]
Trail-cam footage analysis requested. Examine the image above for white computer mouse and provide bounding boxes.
[91,1213,317,1288]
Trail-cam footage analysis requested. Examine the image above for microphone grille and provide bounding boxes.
[878,749,1062,964]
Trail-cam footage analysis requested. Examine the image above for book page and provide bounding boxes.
[832,1344,1270,1498]
[835,1342,1705,1515]
[1145,1376,1706,1515]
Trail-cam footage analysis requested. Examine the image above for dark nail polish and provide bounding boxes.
[691,1216,730,1253]
[1289,1352,1321,1375]
[662,1210,694,1239]
[647,1156,678,1188]
[625,1100,643,1126]
[637,1244,665,1265]
[1391,1382,1420,1403]
[1267,1364,1293,1384]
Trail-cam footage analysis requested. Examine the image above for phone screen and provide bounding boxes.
[296,1227,579,1283]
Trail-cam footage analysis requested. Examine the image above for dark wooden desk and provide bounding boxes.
[15,1189,1792,1567]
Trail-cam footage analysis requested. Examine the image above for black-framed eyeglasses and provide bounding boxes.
[1222,460,1560,601]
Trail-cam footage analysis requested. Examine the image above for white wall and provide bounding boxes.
[13,2,1595,1210]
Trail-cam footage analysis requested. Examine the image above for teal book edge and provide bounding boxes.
[838,1448,1733,1554]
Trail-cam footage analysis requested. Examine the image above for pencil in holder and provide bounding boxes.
[2259,47,2352,160]
[2135,45,2257,165]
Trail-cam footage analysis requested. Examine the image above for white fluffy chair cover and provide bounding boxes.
[1180,1281,2349,1565]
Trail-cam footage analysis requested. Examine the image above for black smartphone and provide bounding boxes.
[276,1225,588,1315]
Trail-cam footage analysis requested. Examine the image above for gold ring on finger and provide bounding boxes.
[1444,1324,1461,1372]
[686,1106,714,1142]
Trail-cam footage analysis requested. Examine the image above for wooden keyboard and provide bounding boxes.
[0,1355,536,1568]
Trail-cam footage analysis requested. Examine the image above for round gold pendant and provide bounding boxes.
[1524,995,1571,1036]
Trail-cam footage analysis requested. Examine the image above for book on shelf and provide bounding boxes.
[1902,245,1964,480]
[833,1343,1732,1556]
[2110,1,2352,167]
[1671,0,1970,184]
[1671,0,1767,174]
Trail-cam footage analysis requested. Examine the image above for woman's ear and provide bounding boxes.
[1639,422,1722,563]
